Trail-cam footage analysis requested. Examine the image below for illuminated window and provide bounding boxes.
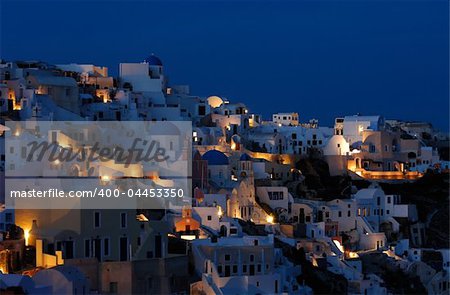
[358,125,364,134]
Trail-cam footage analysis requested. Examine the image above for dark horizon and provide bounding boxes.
[1,0,448,131]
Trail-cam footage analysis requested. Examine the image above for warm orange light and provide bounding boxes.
[24,229,30,246]
[101,175,111,183]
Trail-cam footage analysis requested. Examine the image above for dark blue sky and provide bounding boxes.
[1,0,448,130]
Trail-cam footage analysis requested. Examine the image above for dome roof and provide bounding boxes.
[147,122,180,136]
[207,95,223,108]
[144,54,163,66]
[240,153,252,161]
[202,150,229,166]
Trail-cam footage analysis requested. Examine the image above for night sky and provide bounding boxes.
[1,0,448,130]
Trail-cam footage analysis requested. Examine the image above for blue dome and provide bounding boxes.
[240,153,252,161]
[202,150,229,166]
[144,54,163,66]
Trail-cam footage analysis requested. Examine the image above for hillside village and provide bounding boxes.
[0,56,449,294]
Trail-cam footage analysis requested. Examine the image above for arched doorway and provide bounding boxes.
[220,225,227,237]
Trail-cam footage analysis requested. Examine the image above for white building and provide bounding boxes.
[191,235,310,294]
[272,112,299,126]
[342,115,384,145]
[353,185,418,233]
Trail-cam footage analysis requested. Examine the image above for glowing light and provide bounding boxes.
[333,239,345,253]
[266,215,274,224]
[347,251,359,259]
[217,206,223,217]
[53,159,60,165]
[358,125,364,134]
[101,175,110,183]
[231,142,236,150]
[14,130,20,137]
[24,229,30,246]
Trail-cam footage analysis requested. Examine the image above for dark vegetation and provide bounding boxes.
[379,172,449,248]
[295,158,353,200]
[360,252,427,294]
[275,238,348,294]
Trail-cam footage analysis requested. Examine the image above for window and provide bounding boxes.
[387,196,391,204]
[338,211,342,217]
[198,105,206,116]
[386,210,390,215]
[207,215,212,221]
[104,238,110,256]
[94,212,101,228]
[250,254,254,262]
[347,211,351,217]
[84,240,90,257]
[385,145,388,152]
[268,191,284,200]
[257,264,261,272]
[218,265,222,273]
[243,265,247,272]
[225,254,231,261]
[370,145,375,153]
[233,265,237,273]
[120,212,127,228]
